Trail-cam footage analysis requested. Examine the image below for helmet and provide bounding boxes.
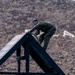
[32,19,38,22]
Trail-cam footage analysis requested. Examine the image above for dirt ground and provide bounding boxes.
[0,0,75,75]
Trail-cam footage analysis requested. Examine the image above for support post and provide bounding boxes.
[24,41,30,73]
[16,46,21,73]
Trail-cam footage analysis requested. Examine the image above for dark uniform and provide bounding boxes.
[29,22,56,50]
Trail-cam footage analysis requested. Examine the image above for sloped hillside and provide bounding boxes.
[0,0,75,75]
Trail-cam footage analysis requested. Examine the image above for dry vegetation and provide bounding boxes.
[0,0,75,75]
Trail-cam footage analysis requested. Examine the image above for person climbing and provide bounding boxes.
[28,19,56,50]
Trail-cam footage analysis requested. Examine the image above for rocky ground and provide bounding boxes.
[0,0,75,75]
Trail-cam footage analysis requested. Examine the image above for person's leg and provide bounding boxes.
[43,35,50,50]
[43,27,56,50]
[39,33,45,44]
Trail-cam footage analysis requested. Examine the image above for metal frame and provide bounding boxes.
[0,40,30,74]
[16,40,30,74]
[0,33,65,75]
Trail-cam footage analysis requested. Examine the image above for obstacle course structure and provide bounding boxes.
[0,33,65,75]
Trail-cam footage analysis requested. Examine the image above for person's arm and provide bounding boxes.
[29,25,39,33]
[35,29,40,35]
